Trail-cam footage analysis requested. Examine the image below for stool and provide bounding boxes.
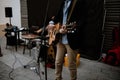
[64,53,80,67]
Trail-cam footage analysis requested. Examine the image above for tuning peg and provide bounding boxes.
[73,21,76,24]
[72,30,74,33]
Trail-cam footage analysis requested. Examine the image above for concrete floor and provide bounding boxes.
[0,37,120,80]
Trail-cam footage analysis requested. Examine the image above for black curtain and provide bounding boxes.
[80,0,104,60]
[27,0,63,28]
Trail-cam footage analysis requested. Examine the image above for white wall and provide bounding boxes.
[0,0,21,28]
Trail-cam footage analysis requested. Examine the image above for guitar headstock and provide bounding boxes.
[67,21,76,27]
[66,22,77,33]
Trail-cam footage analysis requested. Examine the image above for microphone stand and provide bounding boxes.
[37,0,50,80]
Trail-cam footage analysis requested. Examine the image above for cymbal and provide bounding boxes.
[22,34,39,39]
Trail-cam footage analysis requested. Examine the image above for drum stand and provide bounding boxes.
[23,36,48,80]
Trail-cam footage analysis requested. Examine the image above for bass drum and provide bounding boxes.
[47,45,56,68]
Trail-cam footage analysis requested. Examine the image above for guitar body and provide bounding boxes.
[48,22,76,45]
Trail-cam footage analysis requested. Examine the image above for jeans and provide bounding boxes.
[55,42,77,80]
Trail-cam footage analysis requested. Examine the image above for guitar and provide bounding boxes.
[48,22,76,45]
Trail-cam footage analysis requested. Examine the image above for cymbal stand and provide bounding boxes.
[37,0,50,79]
[37,36,49,80]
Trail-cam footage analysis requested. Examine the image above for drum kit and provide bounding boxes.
[22,33,56,80]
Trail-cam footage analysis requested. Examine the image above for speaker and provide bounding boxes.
[5,7,12,17]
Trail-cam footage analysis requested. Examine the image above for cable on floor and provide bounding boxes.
[8,49,17,80]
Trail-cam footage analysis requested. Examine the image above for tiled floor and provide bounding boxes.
[0,37,120,80]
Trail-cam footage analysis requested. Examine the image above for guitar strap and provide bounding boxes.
[67,0,77,23]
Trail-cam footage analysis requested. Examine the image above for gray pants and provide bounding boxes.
[55,42,77,80]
